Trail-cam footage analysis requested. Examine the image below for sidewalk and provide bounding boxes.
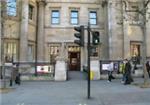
[1,78,150,105]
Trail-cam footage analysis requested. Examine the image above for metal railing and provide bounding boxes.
[99,60,143,75]
[0,62,55,87]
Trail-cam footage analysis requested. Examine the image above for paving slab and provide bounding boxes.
[1,78,150,105]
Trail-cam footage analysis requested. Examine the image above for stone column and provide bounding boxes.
[107,0,124,60]
[37,1,45,62]
[0,1,2,66]
[19,0,29,62]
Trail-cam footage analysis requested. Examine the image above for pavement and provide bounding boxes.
[1,78,150,105]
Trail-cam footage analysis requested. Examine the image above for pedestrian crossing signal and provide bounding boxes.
[74,25,84,47]
[92,31,100,45]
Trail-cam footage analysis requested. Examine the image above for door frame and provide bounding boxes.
[68,46,81,71]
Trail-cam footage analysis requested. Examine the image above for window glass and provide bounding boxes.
[7,0,17,16]
[71,10,78,25]
[49,45,60,63]
[51,10,60,24]
[130,43,141,64]
[90,19,96,25]
[28,45,34,61]
[128,2,139,21]
[29,5,34,20]
[89,11,97,25]
[4,42,17,62]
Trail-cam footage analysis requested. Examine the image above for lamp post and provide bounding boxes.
[87,22,91,99]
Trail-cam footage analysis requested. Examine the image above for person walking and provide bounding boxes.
[120,60,125,83]
[124,59,133,85]
[107,61,115,82]
[146,60,150,78]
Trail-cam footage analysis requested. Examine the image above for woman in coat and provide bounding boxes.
[146,60,150,78]
[124,59,133,85]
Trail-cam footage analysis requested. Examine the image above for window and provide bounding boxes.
[128,2,139,21]
[71,10,78,25]
[49,45,60,63]
[7,0,17,16]
[4,42,17,62]
[89,11,97,25]
[90,46,98,57]
[28,45,34,61]
[51,10,60,24]
[29,5,34,20]
[130,43,141,64]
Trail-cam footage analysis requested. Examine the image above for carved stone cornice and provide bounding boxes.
[36,0,46,5]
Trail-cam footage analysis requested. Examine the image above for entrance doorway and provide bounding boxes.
[68,46,80,71]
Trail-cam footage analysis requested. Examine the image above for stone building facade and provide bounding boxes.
[1,0,150,71]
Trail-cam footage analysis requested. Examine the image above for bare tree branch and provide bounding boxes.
[145,0,150,8]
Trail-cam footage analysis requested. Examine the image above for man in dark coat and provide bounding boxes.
[124,59,133,85]
[146,60,150,78]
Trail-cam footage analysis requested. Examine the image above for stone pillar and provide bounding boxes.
[0,1,2,66]
[19,0,29,62]
[54,42,67,81]
[146,3,150,57]
[37,1,45,62]
[90,60,100,80]
[107,0,124,60]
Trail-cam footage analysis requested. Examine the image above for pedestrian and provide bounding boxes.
[119,60,125,83]
[146,60,150,78]
[124,59,133,85]
[107,61,115,82]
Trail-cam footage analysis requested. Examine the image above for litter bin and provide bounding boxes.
[90,71,94,80]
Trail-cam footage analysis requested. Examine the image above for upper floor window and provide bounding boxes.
[71,10,78,25]
[29,4,34,20]
[128,2,139,21]
[89,11,97,25]
[51,10,60,24]
[7,0,17,16]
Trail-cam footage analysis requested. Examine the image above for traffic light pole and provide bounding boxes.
[87,22,91,99]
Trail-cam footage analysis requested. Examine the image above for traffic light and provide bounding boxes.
[74,25,84,46]
[92,31,100,45]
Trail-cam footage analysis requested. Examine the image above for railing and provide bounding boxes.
[0,62,55,84]
[99,60,143,75]
[100,60,122,74]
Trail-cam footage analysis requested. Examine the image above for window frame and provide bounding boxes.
[130,42,141,64]
[4,41,18,62]
[29,4,34,20]
[48,44,61,63]
[70,10,79,25]
[6,0,17,16]
[128,2,140,22]
[89,11,97,25]
[51,10,60,25]
[28,44,34,62]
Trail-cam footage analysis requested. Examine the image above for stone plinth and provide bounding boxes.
[54,58,67,81]
[90,60,100,80]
